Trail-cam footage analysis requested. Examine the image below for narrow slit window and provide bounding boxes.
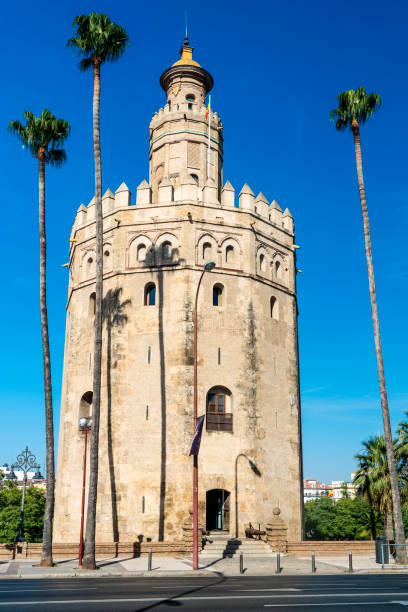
[270,296,279,320]
[225,245,234,264]
[161,241,171,260]
[89,292,96,316]
[146,405,149,421]
[213,284,223,307]
[142,496,145,513]
[137,244,147,262]
[148,346,151,364]
[203,242,212,260]
[218,347,221,365]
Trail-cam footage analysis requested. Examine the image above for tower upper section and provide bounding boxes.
[149,39,223,201]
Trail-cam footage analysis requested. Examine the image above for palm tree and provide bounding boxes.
[354,435,408,542]
[67,13,129,570]
[8,110,70,567]
[331,88,407,562]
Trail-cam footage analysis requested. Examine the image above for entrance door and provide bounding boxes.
[206,489,230,531]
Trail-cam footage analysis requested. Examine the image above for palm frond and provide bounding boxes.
[330,88,381,131]
[8,109,70,163]
[46,148,67,167]
[68,11,129,68]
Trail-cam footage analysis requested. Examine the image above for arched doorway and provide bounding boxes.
[206,489,230,532]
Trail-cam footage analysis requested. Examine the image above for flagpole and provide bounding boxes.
[207,95,211,180]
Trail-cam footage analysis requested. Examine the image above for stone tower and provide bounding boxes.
[54,39,303,545]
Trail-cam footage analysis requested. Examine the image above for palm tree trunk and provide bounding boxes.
[82,57,103,570]
[37,152,55,568]
[352,121,406,563]
[384,511,394,542]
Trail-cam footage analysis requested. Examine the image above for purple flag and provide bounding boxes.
[189,415,205,456]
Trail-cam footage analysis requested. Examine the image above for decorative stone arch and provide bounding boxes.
[256,245,269,277]
[220,237,241,269]
[128,234,154,268]
[197,233,218,266]
[155,232,179,265]
[103,242,113,273]
[81,248,96,281]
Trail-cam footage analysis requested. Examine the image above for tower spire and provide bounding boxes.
[184,10,189,46]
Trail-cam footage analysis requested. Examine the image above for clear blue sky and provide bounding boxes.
[1,0,407,483]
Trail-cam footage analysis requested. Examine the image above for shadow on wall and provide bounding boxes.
[102,287,131,543]
[140,244,186,541]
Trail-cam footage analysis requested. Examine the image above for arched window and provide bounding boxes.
[259,254,265,272]
[79,391,93,421]
[203,242,212,260]
[206,386,233,432]
[137,244,146,262]
[225,245,234,264]
[191,174,199,184]
[270,296,279,320]
[186,94,195,102]
[104,249,110,258]
[275,260,281,280]
[213,284,223,307]
[144,283,156,306]
[161,241,171,260]
[89,292,96,316]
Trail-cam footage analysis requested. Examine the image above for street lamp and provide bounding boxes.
[78,417,92,567]
[235,453,260,538]
[192,260,216,570]
[11,447,40,542]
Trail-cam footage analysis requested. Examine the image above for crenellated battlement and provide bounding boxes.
[150,105,222,129]
[72,178,292,236]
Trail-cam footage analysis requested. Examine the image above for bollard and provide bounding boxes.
[276,552,281,574]
[148,547,152,571]
[348,551,353,573]
[312,551,316,573]
[239,553,244,574]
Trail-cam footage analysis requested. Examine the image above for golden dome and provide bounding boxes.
[172,41,201,68]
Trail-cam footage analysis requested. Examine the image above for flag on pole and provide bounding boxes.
[189,415,205,456]
[205,100,210,120]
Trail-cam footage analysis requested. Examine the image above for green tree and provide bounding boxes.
[67,13,129,570]
[304,496,382,541]
[330,88,406,562]
[354,435,408,542]
[8,110,70,566]
[0,483,46,543]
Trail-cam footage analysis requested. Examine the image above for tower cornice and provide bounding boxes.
[160,64,213,96]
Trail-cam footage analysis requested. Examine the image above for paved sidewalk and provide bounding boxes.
[0,553,405,578]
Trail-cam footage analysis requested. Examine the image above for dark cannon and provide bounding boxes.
[245,522,266,539]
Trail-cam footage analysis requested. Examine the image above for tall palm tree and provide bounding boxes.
[8,110,70,567]
[67,13,129,570]
[354,435,408,542]
[331,88,407,562]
